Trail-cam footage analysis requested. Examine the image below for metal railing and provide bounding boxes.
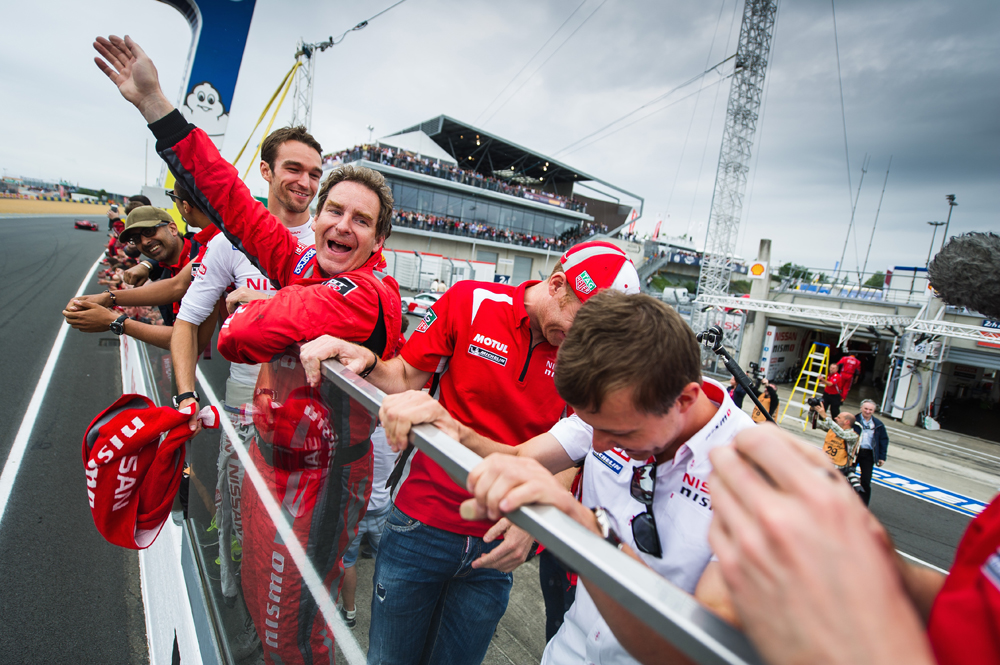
[316,358,761,665]
[126,333,761,665]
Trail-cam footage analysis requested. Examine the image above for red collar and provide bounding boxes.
[192,225,220,245]
[162,237,193,271]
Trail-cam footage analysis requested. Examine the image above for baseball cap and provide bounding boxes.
[560,240,641,301]
[119,206,174,244]
[82,394,220,549]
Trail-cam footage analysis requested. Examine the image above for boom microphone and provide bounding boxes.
[928,232,1000,319]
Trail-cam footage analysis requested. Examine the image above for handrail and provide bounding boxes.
[319,359,762,665]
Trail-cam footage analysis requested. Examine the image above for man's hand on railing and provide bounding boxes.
[225,286,271,315]
[63,298,119,332]
[300,335,371,387]
[471,518,535,573]
[460,454,582,524]
[379,391,464,453]
[64,292,113,312]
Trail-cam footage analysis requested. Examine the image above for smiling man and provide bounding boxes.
[94,34,402,665]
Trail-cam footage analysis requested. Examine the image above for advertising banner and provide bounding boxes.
[159,0,258,150]
[760,325,803,381]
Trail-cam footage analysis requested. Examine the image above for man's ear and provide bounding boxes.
[549,270,567,295]
[167,221,179,236]
[676,382,702,413]
[260,160,273,184]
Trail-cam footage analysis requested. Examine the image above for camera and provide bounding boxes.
[110,204,119,212]
[806,396,823,408]
[695,325,723,349]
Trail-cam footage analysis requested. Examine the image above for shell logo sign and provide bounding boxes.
[748,261,768,279]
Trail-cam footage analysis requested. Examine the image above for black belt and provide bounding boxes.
[255,438,372,470]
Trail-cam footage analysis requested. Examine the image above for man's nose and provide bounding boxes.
[591,432,614,453]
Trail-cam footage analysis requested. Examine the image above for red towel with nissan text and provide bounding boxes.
[82,394,219,549]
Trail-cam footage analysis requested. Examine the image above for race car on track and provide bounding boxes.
[401,291,442,316]
[74,220,99,231]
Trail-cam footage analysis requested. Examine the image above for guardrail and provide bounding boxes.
[125,334,761,665]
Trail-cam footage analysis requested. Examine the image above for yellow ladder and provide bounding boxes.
[779,343,830,430]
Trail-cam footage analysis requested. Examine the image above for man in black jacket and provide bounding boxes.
[854,399,889,506]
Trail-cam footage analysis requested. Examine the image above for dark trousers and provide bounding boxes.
[538,550,577,642]
[856,447,875,506]
[822,392,842,418]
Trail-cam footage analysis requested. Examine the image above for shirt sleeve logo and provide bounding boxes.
[324,276,358,297]
[293,247,316,275]
[415,309,437,333]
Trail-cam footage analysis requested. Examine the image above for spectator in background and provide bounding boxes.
[812,402,858,474]
[839,352,862,388]
[63,204,212,349]
[727,376,746,409]
[823,363,847,418]
[854,399,889,506]
[751,377,779,423]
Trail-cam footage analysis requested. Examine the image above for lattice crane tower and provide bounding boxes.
[696,0,778,299]
[290,39,321,131]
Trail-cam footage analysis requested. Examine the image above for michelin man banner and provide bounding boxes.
[158,0,258,149]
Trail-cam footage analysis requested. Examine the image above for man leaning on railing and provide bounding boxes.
[373,291,754,665]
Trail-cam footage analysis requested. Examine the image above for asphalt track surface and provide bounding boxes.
[0,216,974,663]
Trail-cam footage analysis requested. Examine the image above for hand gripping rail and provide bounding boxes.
[319,358,763,665]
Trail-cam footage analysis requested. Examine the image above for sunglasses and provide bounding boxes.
[165,190,178,201]
[125,222,168,245]
[630,463,662,557]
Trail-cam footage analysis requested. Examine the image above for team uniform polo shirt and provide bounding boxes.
[543,378,755,665]
[928,496,1000,664]
[397,279,567,538]
[177,221,314,386]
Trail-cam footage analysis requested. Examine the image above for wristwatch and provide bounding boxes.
[109,313,128,335]
[172,391,201,409]
[592,507,624,550]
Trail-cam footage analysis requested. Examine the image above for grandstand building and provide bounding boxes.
[325,115,643,288]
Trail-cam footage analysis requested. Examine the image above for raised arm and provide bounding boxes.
[94,35,298,286]
[93,35,174,123]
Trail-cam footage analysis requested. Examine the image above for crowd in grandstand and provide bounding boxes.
[391,208,609,251]
[69,34,998,665]
[328,143,588,213]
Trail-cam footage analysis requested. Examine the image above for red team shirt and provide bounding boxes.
[396,280,568,537]
[927,497,1000,663]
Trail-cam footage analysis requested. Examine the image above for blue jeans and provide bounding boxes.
[367,506,513,665]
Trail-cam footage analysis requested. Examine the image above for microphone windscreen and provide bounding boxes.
[928,232,1000,320]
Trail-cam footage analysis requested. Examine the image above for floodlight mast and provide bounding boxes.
[695,0,778,302]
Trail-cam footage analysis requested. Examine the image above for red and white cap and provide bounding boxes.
[81,394,220,549]
[560,240,641,301]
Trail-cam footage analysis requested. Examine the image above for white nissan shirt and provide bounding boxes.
[176,220,314,386]
[541,378,755,665]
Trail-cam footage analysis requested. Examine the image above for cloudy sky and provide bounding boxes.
[2,0,997,275]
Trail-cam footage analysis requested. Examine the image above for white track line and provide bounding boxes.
[196,367,366,665]
[0,255,103,528]
[897,550,949,575]
[883,425,1000,464]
